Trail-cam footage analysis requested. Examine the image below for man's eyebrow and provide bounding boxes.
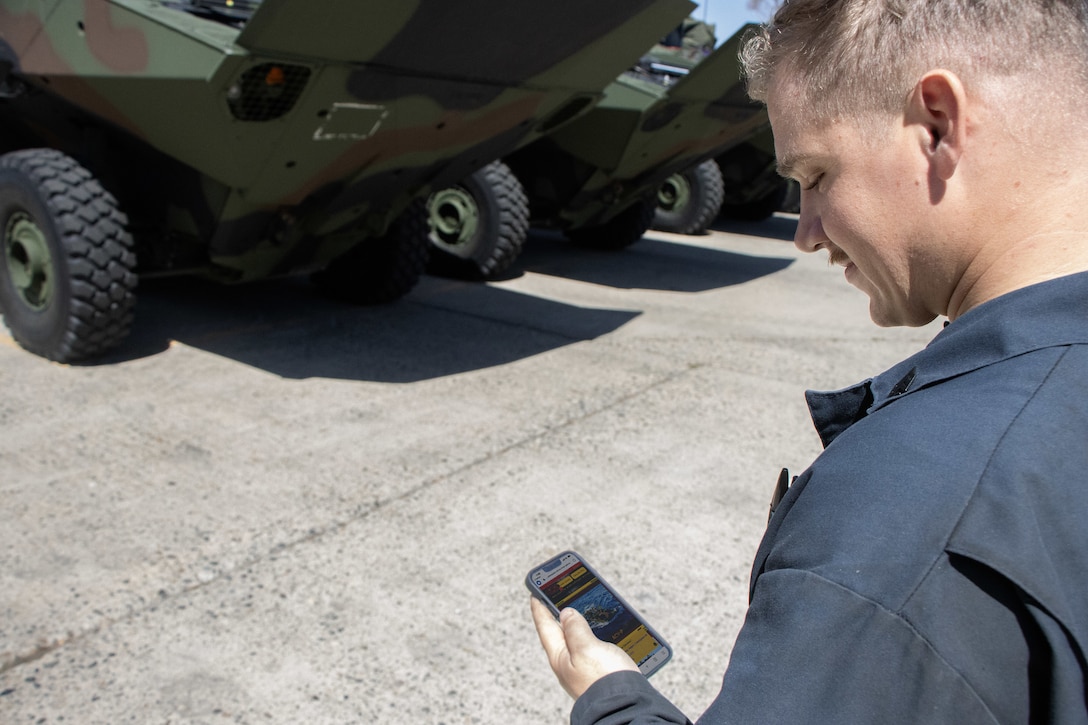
[776,154,812,179]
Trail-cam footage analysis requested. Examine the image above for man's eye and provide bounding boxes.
[803,174,824,192]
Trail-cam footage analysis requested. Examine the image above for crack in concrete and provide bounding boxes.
[0,362,699,678]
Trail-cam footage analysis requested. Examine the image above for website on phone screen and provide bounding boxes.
[532,554,669,674]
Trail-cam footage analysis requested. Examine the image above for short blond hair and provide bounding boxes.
[741,0,1088,122]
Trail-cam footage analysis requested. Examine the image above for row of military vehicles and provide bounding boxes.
[0,0,786,363]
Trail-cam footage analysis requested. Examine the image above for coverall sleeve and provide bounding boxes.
[572,670,691,725]
[573,568,999,724]
[698,568,999,724]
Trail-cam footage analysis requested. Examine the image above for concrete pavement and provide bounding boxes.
[0,216,940,723]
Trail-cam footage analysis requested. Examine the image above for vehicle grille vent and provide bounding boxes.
[227,63,310,122]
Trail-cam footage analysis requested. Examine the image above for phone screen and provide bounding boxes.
[527,551,672,677]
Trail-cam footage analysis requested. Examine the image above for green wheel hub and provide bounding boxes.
[427,186,480,253]
[5,212,54,311]
[657,173,692,214]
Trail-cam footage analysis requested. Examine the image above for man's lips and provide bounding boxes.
[843,261,859,283]
[827,248,859,284]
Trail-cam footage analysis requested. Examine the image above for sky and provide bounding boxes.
[692,1,772,43]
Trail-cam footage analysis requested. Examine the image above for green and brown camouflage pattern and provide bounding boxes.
[505,23,770,231]
[0,0,695,281]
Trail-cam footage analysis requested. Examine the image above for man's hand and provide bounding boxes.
[531,596,639,700]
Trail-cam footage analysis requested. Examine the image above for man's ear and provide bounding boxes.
[909,70,968,181]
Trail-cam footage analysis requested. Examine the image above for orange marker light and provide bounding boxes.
[265,66,286,86]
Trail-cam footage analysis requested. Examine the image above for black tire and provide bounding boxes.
[718,181,790,221]
[312,199,429,304]
[566,200,656,251]
[652,159,725,235]
[426,160,529,280]
[0,148,137,363]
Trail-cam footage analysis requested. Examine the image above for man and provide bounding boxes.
[532,0,1088,722]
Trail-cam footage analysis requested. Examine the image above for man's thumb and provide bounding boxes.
[560,608,599,648]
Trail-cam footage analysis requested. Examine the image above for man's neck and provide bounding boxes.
[948,229,1088,321]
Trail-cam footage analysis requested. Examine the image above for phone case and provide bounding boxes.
[526,550,673,677]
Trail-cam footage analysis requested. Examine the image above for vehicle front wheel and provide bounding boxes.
[0,148,137,362]
[426,160,529,280]
[652,159,724,235]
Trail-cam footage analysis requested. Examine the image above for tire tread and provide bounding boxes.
[0,148,136,362]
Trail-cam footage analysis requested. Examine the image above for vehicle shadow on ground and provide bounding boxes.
[507,224,793,291]
[103,275,642,382]
[98,219,795,381]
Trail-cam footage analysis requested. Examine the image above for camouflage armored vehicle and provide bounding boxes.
[424,22,771,279]
[633,18,727,236]
[0,0,696,362]
[512,24,772,245]
[642,21,792,229]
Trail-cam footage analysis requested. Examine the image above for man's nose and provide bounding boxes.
[793,199,828,254]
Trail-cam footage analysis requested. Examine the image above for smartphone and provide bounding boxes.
[526,550,672,677]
